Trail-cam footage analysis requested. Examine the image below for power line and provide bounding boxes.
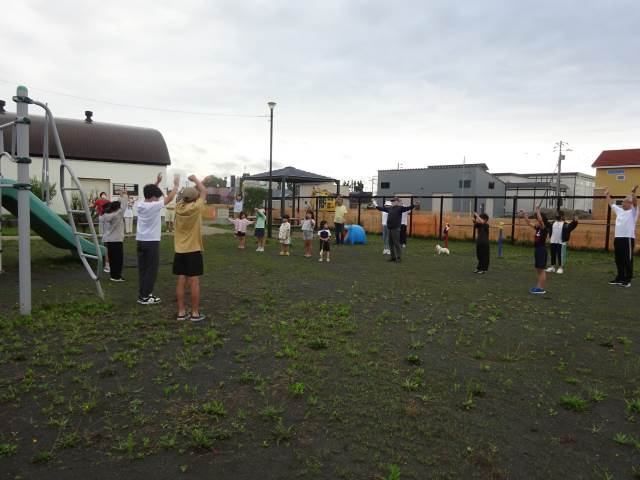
[0,78,267,118]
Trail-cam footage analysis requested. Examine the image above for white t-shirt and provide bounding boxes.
[136,200,164,241]
[381,211,388,226]
[550,221,564,244]
[401,210,408,226]
[233,200,244,213]
[124,203,134,218]
[612,204,639,239]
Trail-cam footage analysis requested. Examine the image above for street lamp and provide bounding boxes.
[267,101,276,238]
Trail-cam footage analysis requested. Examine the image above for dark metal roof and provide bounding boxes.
[245,166,337,183]
[0,110,170,166]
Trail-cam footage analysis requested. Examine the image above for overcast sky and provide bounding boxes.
[3,0,639,186]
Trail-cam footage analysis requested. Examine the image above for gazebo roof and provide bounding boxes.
[245,166,337,184]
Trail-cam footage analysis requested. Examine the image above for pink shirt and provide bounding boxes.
[229,217,253,233]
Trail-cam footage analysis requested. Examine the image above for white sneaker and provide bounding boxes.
[318,257,323,262]
[103,266,111,273]
[545,267,555,273]
[557,267,564,274]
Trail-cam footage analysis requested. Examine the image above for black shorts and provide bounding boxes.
[173,251,203,276]
[254,228,265,238]
[236,231,246,237]
[319,240,331,252]
[534,245,547,269]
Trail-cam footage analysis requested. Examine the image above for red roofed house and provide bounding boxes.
[592,149,640,218]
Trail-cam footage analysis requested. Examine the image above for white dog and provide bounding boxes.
[435,244,450,255]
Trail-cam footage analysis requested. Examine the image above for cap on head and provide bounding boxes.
[384,200,392,206]
[182,187,199,202]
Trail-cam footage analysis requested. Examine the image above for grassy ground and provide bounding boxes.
[0,234,639,479]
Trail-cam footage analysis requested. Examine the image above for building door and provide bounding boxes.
[79,178,110,200]
[432,193,453,213]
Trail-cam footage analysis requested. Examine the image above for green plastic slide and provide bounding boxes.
[0,178,105,256]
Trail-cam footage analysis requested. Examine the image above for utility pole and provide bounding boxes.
[553,141,571,213]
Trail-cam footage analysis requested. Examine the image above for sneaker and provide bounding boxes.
[285,252,290,256]
[326,258,331,263]
[256,247,261,252]
[545,267,555,273]
[621,282,631,288]
[103,266,111,273]
[474,270,481,274]
[137,296,152,305]
[401,244,406,248]
[176,313,190,321]
[476,270,486,274]
[556,267,564,274]
[279,252,285,256]
[389,258,397,262]
[530,287,546,295]
[147,295,161,304]
[190,313,206,322]
[318,258,323,262]
[609,279,622,285]
[110,277,125,282]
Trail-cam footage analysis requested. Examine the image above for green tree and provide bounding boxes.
[203,175,227,187]
[243,186,269,212]
[30,176,57,202]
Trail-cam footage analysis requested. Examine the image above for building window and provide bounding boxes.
[488,182,495,190]
[113,183,139,196]
[616,175,625,181]
[458,180,471,188]
[380,182,390,189]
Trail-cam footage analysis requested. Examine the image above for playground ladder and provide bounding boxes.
[31,99,104,300]
[1,92,104,300]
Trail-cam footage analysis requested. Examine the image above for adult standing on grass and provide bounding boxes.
[136,173,179,305]
[606,185,638,288]
[174,175,207,322]
[333,196,348,245]
[373,197,415,263]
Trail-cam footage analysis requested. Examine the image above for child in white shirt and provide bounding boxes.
[301,211,316,258]
[278,215,291,256]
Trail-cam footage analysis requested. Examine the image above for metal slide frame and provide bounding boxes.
[0,86,104,315]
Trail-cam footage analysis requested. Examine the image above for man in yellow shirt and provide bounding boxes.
[174,175,207,322]
[333,196,348,245]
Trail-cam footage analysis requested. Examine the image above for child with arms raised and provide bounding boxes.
[519,206,552,294]
[228,212,253,250]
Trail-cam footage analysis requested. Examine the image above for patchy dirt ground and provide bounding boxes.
[0,234,639,479]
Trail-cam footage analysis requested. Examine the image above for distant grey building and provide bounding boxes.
[493,172,595,213]
[377,164,506,217]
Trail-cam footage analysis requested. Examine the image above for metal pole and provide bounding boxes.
[605,203,611,252]
[556,143,563,214]
[0,130,4,273]
[15,86,31,315]
[267,102,275,238]
[438,196,443,240]
[42,110,50,205]
[510,197,518,245]
[357,196,361,226]
[280,177,286,221]
[472,197,478,241]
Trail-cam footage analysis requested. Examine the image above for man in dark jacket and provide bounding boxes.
[374,197,415,262]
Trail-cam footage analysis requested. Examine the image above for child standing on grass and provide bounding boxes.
[136,173,179,305]
[123,195,134,234]
[301,211,315,257]
[520,206,552,295]
[228,212,253,250]
[472,212,490,274]
[546,212,579,274]
[254,207,267,252]
[173,175,207,322]
[279,214,291,256]
[102,192,127,282]
[318,220,331,262]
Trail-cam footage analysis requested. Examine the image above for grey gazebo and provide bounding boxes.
[244,166,340,237]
